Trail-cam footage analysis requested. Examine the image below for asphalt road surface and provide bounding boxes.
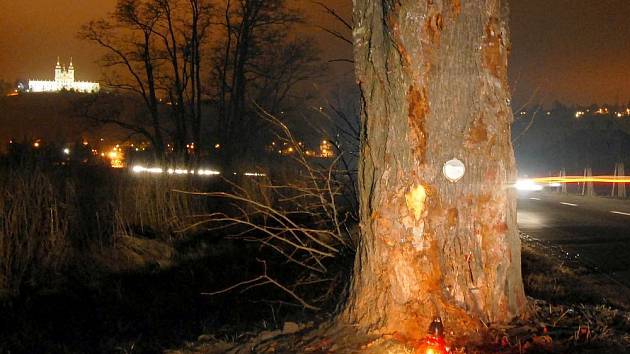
[517,191,630,289]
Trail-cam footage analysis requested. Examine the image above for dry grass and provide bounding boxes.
[0,162,213,293]
[0,166,70,293]
[113,174,205,242]
[521,239,630,310]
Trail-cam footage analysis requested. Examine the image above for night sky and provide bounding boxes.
[1,0,629,107]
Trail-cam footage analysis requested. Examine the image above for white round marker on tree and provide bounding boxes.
[442,158,465,182]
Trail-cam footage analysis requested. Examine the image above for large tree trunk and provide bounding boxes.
[343,0,526,339]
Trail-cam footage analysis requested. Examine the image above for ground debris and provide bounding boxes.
[165,321,381,353]
[476,298,630,353]
[166,303,630,354]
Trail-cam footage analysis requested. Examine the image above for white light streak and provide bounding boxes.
[610,211,630,217]
[515,179,543,191]
[559,202,578,207]
[132,165,145,173]
[198,169,221,176]
[131,165,219,177]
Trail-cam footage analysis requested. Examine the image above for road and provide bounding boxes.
[517,192,630,289]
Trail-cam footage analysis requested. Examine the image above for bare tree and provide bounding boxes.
[80,0,212,158]
[211,0,310,167]
[187,0,211,155]
[311,1,353,64]
[151,0,212,156]
[251,38,323,116]
[341,0,527,338]
[80,0,166,156]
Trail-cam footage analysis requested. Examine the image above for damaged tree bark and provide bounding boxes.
[343,0,526,339]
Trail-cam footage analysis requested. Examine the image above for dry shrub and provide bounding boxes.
[187,111,358,310]
[0,167,70,293]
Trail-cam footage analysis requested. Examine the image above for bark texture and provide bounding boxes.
[343,0,527,338]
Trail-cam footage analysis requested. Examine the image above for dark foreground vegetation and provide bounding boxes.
[0,152,356,353]
[1,157,629,353]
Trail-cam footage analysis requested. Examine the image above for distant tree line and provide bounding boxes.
[0,80,14,95]
[513,102,630,175]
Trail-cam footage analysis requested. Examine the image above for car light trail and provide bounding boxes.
[559,202,578,207]
[610,211,630,217]
[532,176,630,184]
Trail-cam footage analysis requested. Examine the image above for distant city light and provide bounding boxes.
[107,147,125,168]
[63,148,70,155]
[320,139,335,158]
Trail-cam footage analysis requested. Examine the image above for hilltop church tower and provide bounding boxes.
[68,58,75,82]
[29,57,99,93]
[54,57,62,82]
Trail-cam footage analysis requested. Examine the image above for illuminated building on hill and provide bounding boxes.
[28,57,100,93]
